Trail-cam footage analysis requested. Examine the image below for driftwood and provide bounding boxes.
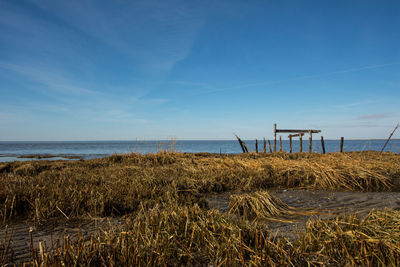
[381,124,399,152]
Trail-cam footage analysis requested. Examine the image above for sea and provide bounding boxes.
[0,139,399,162]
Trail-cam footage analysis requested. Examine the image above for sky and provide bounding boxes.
[0,0,399,141]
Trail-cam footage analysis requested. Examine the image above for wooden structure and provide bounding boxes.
[288,133,304,153]
[274,123,321,153]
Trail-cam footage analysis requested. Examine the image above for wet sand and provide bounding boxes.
[0,217,123,264]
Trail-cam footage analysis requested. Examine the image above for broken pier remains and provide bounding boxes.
[274,123,321,153]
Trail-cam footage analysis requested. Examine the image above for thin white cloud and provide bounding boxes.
[197,62,400,95]
[0,61,97,96]
[330,100,378,110]
[29,0,205,73]
[357,113,393,120]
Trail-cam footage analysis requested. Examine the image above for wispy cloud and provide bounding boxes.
[197,62,400,95]
[0,58,165,125]
[330,100,379,110]
[357,113,393,120]
[324,62,400,76]
[28,0,205,73]
[0,61,97,96]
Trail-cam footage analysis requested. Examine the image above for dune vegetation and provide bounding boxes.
[0,151,400,265]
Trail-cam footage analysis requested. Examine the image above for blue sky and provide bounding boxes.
[0,0,399,140]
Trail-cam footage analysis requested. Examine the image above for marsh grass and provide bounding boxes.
[294,208,400,266]
[1,151,400,265]
[0,151,399,224]
[25,206,400,266]
[228,191,315,222]
[0,227,13,265]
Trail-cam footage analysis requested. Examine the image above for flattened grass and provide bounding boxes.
[228,191,306,221]
[0,151,399,223]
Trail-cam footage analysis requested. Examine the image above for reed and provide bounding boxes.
[0,227,12,265]
[0,151,399,224]
[24,207,400,266]
[294,208,400,265]
[228,190,306,221]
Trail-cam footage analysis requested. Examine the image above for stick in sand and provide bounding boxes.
[381,124,399,152]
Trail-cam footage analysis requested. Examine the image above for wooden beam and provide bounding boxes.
[308,130,312,153]
[276,129,321,134]
[279,136,282,152]
[289,136,292,153]
[288,133,304,138]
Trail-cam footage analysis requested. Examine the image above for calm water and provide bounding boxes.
[0,139,399,162]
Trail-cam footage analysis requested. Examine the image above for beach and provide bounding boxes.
[1,151,400,265]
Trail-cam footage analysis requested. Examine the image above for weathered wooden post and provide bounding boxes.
[267,140,272,153]
[340,137,344,153]
[308,130,312,153]
[263,138,266,153]
[381,124,399,152]
[321,136,326,154]
[299,134,303,152]
[273,123,277,152]
[289,136,292,153]
[235,135,246,153]
[255,139,258,153]
[279,136,282,152]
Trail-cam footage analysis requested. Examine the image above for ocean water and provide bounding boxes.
[0,139,399,162]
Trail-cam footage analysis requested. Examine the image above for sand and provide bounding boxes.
[0,217,122,264]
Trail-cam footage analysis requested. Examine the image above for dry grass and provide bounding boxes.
[0,151,398,224]
[294,208,400,266]
[25,206,400,266]
[0,228,12,266]
[1,151,400,265]
[228,190,310,221]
